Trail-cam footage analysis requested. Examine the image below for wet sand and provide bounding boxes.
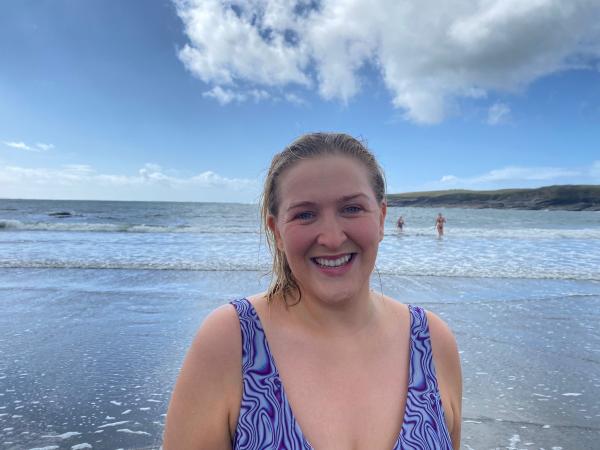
[0,268,599,449]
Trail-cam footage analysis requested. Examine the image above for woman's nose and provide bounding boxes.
[316,215,346,249]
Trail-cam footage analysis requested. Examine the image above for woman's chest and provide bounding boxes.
[272,335,411,449]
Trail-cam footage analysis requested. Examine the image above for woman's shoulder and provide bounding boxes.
[375,295,455,342]
[177,302,243,400]
[162,301,244,449]
[175,299,244,391]
[423,310,459,355]
[195,302,242,354]
[189,294,268,369]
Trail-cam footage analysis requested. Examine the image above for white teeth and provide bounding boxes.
[314,254,352,267]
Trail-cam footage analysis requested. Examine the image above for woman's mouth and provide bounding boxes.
[311,253,355,268]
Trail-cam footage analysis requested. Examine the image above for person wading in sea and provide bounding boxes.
[436,212,446,238]
[397,215,405,232]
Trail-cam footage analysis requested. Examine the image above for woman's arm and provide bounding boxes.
[163,305,242,450]
[427,311,463,450]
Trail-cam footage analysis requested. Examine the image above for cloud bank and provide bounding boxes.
[3,141,54,152]
[0,163,260,202]
[437,161,600,189]
[174,0,600,123]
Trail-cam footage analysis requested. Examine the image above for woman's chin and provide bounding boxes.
[304,283,369,307]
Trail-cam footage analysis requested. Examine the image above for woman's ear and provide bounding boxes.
[267,215,284,251]
[379,202,387,241]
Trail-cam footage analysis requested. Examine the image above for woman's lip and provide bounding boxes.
[311,252,354,260]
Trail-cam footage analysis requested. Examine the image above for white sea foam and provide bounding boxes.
[97,421,129,428]
[385,226,600,240]
[116,428,151,436]
[0,219,257,234]
[507,434,521,450]
[0,258,597,281]
[41,431,81,439]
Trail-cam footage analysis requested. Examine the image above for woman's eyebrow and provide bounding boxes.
[339,193,369,202]
[287,193,369,211]
[286,201,316,211]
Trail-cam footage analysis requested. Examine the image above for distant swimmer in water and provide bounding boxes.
[435,212,446,237]
[397,215,405,232]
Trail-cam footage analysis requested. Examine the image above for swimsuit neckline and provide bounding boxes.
[243,298,414,449]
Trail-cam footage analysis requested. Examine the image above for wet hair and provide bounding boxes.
[260,132,386,305]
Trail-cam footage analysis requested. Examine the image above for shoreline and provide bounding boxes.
[0,268,599,449]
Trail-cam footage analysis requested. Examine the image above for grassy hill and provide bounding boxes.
[386,185,600,211]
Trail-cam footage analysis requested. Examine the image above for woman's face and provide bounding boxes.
[268,154,386,306]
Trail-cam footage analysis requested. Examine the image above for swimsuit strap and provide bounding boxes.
[230,298,310,450]
[398,305,453,449]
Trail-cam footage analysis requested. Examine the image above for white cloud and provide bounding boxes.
[440,175,459,183]
[3,141,33,151]
[487,102,511,125]
[3,141,55,152]
[284,92,306,105]
[0,163,260,202]
[203,86,245,105]
[176,0,310,86]
[63,164,94,173]
[437,164,590,189]
[190,170,258,189]
[203,86,271,104]
[175,0,600,123]
[35,142,55,151]
[470,166,579,183]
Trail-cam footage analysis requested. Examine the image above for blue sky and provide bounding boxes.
[1,0,599,202]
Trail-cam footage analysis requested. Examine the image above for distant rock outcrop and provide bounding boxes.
[386,185,600,211]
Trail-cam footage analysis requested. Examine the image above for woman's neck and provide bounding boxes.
[284,287,384,338]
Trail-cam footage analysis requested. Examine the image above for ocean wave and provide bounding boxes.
[384,226,600,240]
[0,260,265,272]
[0,220,259,234]
[376,267,600,282]
[2,219,599,239]
[1,259,597,281]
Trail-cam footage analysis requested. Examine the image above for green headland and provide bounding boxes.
[386,185,600,211]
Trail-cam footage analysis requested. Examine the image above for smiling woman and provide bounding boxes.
[163,132,462,450]
[262,133,386,308]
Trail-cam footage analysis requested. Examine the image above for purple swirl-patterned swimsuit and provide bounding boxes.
[230,298,453,449]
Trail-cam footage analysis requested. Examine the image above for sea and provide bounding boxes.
[1,198,599,450]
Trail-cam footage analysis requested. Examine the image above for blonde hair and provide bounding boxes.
[260,132,386,305]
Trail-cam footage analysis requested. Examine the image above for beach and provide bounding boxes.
[1,200,599,449]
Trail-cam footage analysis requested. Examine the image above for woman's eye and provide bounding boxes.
[344,205,362,214]
[295,211,315,221]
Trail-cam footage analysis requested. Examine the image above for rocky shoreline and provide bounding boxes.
[386,185,600,211]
